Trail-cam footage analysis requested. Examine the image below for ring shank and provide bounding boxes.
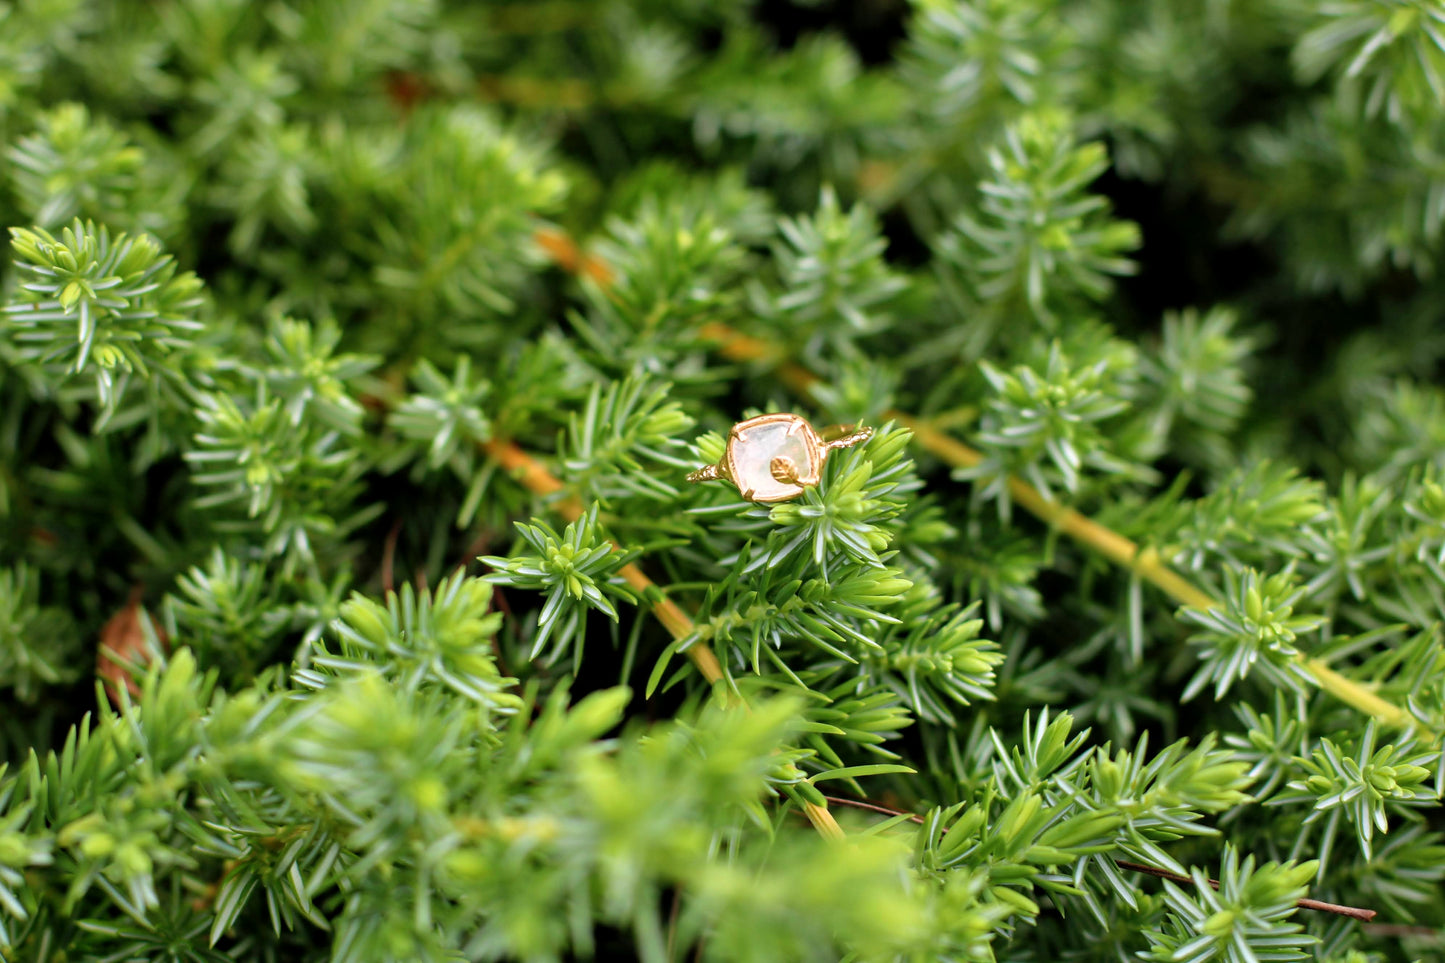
[686,462,726,483]
[820,424,874,450]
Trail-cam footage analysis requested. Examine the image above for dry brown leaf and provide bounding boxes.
[97,586,169,707]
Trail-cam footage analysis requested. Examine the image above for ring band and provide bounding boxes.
[686,413,873,503]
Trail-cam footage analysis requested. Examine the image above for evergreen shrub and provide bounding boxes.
[1,1,1444,960]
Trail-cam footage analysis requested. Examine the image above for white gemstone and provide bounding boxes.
[729,419,816,501]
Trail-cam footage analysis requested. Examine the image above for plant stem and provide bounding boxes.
[823,794,923,824]
[871,415,1416,731]
[1302,658,1412,729]
[1113,860,1376,921]
[890,414,1220,608]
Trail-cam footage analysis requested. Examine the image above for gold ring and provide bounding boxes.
[686,413,873,503]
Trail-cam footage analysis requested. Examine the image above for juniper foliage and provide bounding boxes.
[1,1,1443,962]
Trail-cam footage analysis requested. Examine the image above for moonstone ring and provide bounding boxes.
[686,413,873,503]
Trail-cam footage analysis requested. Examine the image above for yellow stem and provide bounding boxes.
[1303,658,1413,730]
[894,414,1220,609]
[882,423,1416,732]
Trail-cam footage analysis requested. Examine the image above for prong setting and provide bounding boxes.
[687,413,872,503]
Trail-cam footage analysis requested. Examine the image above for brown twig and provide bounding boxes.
[823,795,924,824]
[1113,860,1376,921]
[535,226,614,286]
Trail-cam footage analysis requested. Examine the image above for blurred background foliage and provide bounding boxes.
[0,0,1444,961]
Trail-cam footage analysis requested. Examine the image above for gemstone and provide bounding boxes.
[726,415,820,502]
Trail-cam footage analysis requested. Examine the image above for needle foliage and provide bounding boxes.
[1,1,1444,961]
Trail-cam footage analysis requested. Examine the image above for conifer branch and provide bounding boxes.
[480,436,843,838]
[539,228,1418,734]
[480,437,721,681]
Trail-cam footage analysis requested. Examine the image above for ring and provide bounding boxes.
[686,413,874,503]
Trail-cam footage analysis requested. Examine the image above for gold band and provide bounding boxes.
[684,462,727,484]
[821,425,874,450]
